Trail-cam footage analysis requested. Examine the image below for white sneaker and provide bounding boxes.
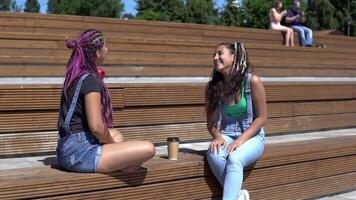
[237,189,250,200]
[242,189,250,200]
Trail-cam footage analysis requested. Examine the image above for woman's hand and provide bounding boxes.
[209,135,226,154]
[281,10,287,16]
[227,139,245,155]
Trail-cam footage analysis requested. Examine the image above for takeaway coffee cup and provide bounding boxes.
[167,137,179,160]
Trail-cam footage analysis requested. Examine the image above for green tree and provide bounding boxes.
[0,0,11,11]
[305,0,339,30]
[221,0,243,27]
[47,0,124,18]
[0,0,20,11]
[136,0,185,22]
[24,0,40,13]
[329,0,356,36]
[122,13,135,19]
[241,0,271,29]
[184,0,219,25]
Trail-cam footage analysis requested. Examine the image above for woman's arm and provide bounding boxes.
[270,8,286,23]
[207,110,226,154]
[227,75,267,154]
[85,92,115,144]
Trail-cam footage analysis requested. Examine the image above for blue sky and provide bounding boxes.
[16,0,226,15]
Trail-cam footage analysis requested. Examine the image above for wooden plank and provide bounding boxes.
[244,155,356,190]
[0,12,354,50]
[250,171,356,200]
[0,49,355,69]
[1,111,356,157]
[1,136,356,199]
[2,38,355,61]
[1,31,355,55]
[0,103,355,134]
[1,64,356,77]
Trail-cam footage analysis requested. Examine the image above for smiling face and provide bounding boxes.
[213,45,235,75]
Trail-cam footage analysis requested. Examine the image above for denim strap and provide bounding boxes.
[63,74,90,134]
[217,102,222,129]
[245,73,253,125]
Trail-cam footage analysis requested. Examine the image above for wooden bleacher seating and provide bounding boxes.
[0,12,356,77]
[1,32,356,77]
[1,11,356,200]
[1,81,356,199]
[0,11,355,50]
[1,135,356,199]
[1,81,356,158]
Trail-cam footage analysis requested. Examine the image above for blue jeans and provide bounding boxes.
[207,113,265,200]
[291,25,313,46]
[57,132,103,172]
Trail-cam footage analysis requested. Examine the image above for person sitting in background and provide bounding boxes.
[286,0,313,47]
[269,0,294,47]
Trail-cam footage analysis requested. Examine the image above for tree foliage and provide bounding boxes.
[136,0,219,25]
[47,0,124,18]
[240,0,271,29]
[0,0,11,11]
[136,0,185,22]
[305,0,339,30]
[221,0,243,27]
[24,0,40,13]
[184,0,219,25]
[329,0,356,36]
[0,0,21,12]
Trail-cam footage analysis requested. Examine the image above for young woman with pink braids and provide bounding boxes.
[57,29,155,173]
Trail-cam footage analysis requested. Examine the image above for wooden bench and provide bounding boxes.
[1,12,355,50]
[0,32,356,77]
[0,12,297,45]
[1,81,356,158]
[1,12,356,200]
[0,12,356,78]
[0,77,355,199]
[1,129,356,199]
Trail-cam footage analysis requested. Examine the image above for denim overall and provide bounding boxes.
[206,73,265,200]
[57,74,103,173]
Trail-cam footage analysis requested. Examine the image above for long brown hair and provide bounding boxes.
[273,0,283,12]
[205,42,252,116]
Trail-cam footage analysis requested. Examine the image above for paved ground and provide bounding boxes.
[315,190,356,200]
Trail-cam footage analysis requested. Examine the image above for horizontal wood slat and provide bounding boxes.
[1,12,356,200]
[0,13,355,77]
[1,82,355,110]
[0,82,355,157]
[2,111,356,157]
[2,136,356,199]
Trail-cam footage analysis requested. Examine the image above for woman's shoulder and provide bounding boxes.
[82,74,101,94]
[85,73,99,82]
[247,73,262,85]
[270,8,276,12]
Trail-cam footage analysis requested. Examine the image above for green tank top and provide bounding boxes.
[222,80,247,118]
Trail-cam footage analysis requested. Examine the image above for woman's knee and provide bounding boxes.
[226,156,244,173]
[141,141,156,158]
[227,154,244,165]
[207,150,224,163]
[288,28,294,35]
